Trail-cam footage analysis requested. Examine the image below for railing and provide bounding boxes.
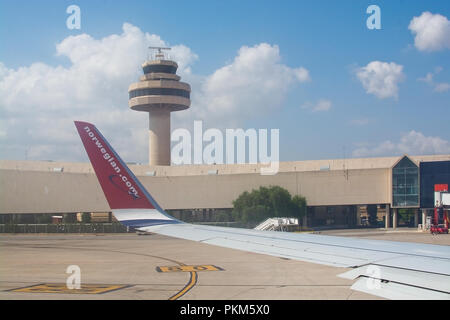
[254,218,299,232]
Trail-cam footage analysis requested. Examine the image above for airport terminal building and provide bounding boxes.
[1,154,450,229]
[2,57,450,230]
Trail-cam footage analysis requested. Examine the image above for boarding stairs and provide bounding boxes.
[254,217,299,232]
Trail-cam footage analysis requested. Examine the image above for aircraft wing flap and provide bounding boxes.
[339,265,450,294]
[373,255,450,275]
[340,265,450,299]
[350,277,449,300]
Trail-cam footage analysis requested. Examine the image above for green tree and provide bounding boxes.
[292,195,307,220]
[242,205,270,223]
[232,186,307,224]
[269,186,293,217]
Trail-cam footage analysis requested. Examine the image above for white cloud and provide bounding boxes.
[434,82,450,92]
[418,67,450,93]
[175,43,310,127]
[352,131,450,157]
[0,23,197,163]
[408,12,450,52]
[0,25,309,162]
[355,61,404,99]
[301,99,332,112]
[418,72,434,84]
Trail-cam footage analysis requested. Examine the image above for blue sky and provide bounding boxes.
[0,0,449,163]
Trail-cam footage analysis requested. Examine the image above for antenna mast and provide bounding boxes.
[148,46,171,60]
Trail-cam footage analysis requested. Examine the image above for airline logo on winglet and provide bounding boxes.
[83,126,140,200]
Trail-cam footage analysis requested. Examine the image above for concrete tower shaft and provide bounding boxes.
[129,59,191,166]
[148,108,171,166]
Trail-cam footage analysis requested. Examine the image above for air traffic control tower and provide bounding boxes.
[128,47,191,166]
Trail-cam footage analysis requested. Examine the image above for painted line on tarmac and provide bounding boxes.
[1,242,217,300]
[1,243,199,299]
[156,265,224,273]
[9,283,131,294]
[168,271,198,300]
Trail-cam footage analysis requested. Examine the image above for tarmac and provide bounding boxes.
[0,228,448,300]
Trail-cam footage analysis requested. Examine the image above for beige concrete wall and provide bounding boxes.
[1,154,449,214]
[0,167,390,214]
[140,168,390,209]
[0,169,108,214]
[3,154,447,176]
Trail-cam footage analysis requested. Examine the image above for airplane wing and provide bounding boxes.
[74,121,450,300]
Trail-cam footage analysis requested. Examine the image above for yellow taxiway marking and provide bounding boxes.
[156,264,223,300]
[169,271,198,300]
[156,264,224,273]
[10,283,130,294]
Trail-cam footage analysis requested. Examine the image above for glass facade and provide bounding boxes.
[420,161,450,209]
[143,65,177,75]
[392,156,419,207]
[129,88,190,99]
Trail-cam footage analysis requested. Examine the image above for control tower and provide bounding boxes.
[128,47,191,166]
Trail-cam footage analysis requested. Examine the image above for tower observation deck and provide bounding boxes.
[128,47,191,166]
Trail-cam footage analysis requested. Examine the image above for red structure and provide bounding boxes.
[431,184,449,234]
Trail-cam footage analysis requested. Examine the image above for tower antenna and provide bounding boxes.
[148,46,171,60]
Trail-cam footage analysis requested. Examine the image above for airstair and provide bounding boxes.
[254,217,299,232]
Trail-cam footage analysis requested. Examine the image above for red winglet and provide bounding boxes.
[74,121,155,210]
